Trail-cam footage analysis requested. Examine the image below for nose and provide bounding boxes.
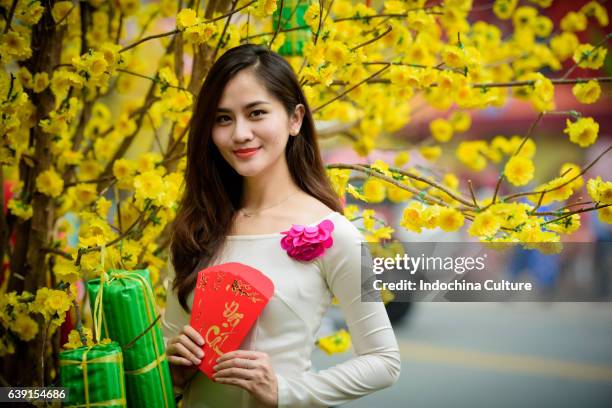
[231,117,254,144]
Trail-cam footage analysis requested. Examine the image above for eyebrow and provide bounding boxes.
[216,101,271,113]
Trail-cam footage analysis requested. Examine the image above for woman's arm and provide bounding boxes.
[275,217,401,407]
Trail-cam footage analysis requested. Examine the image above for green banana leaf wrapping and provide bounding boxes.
[59,341,126,407]
[87,269,175,408]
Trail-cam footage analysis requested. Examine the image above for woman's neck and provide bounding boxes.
[241,163,300,210]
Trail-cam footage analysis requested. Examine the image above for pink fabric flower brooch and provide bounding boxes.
[280,220,335,261]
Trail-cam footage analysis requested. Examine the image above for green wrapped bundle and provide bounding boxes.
[273,0,311,56]
[87,269,175,408]
[60,342,126,407]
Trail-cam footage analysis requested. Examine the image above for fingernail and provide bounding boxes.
[213,365,218,370]
[197,349,204,358]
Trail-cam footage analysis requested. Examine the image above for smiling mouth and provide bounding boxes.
[233,147,261,158]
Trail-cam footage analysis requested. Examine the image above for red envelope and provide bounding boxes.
[189,262,274,379]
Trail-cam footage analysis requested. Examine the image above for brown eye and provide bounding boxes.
[250,110,265,118]
[215,115,230,124]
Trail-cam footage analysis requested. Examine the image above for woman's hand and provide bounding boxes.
[167,325,204,386]
[212,350,278,407]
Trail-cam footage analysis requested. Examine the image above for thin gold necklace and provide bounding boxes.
[239,190,300,218]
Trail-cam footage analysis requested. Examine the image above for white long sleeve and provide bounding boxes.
[160,211,400,408]
[275,215,401,407]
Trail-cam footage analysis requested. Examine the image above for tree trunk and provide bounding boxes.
[3,5,65,386]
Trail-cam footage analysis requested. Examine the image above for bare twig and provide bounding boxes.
[313,63,391,113]
[351,25,393,52]
[269,0,285,48]
[468,180,479,208]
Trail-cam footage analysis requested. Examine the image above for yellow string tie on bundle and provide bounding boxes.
[92,244,111,343]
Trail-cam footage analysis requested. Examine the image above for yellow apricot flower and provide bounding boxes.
[430,118,454,143]
[550,32,579,61]
[587,177,612,204]
[78,217,114,248]
[493,0,518,20]
[7,199,33,220]
[64,328,94,350]
[362,209,376,231]
[449,111,471,133]
[253,0,277,18]
[327,169,350,197]
[572,80,601,104]
[489,202,531,230]
[53,257,81,284]
[371,160,393,177]
[560,11,587,32]
[534,16,553,37]
[580,1,609,26]
[370,226,394,241]
[317,329,351,355]
[346,184,368,202]
[343,205,359,220]
[400,201,426,233]
[44,289,72,316]
[12,314,39,341]
[134,170,165,203]
[96,197,113,219]
[363,179,386,203]
[420,146,442,162]
[504,156,535,186]
[73,184,98,206]
[176,8,198,29]
[469,211,501,237]
[573,44,608,69]
[185,22,217,46]
[559,162,584,190]
[394,152,410,167]
[32,72,49,93]
[512,6,538,29]
[563,117,599,148]
[437,207,465,232]
[387,183,413,203]
[598,206,612,224]
[51,1,73,24]
[456,141,487,171]
[390,66,420,88]
[546,213,581,235]
[36,168,64,198]
[304,3,321,31]
[324,42,350,66]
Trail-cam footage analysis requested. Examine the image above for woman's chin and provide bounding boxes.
[233,165,264,178]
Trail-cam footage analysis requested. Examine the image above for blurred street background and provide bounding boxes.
[313,302,612,408]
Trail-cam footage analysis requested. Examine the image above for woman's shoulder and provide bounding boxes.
[292,194,360,238]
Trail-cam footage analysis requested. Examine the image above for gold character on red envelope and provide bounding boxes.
[190,262,274,379]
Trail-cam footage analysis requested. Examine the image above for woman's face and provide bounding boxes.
[212,68,305,178]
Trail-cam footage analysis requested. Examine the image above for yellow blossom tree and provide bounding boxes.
[0,0,611,386]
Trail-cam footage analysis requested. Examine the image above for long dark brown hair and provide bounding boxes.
[171,44,342,312]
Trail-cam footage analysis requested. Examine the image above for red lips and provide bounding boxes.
[233,147,260,158]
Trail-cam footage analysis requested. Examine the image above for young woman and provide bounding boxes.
[162,44,400,407]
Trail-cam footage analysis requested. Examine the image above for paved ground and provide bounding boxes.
[312,302,612,408]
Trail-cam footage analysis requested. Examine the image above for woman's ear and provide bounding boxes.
[289,104,306,136]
